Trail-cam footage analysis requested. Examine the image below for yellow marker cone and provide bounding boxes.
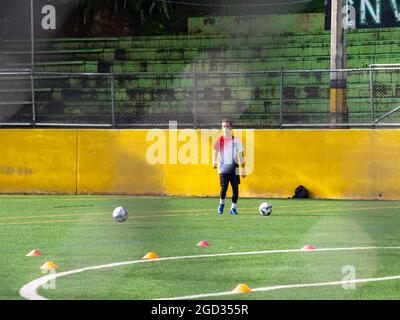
[142,252,159,260]
[232,283,252,293]
[40,261,58,270]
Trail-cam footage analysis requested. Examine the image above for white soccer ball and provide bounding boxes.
[259,202,272,216]
[112,207,128,222]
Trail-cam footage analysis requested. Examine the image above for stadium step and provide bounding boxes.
[4,84,397,103]
[3,28,400,52]
[4,71,398,91]
[110,52,400,72]
[2,61,99,73]
[3,40,400,66]
[0,48,112,64]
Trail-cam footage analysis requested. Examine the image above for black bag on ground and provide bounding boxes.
[293,185,309,198]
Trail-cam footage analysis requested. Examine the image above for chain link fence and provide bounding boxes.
[114,73,196,127]
[35,73,112,125]
[1,1,399,128]
[1,68,400,128]
[0,70,33,124]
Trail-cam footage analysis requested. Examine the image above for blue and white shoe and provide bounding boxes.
[218,203,225,215]
[230,208,238,215]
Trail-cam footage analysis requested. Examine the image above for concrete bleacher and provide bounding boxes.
[1,13,400,125]
[3,29,400,71]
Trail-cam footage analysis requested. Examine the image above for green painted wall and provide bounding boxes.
[187,13,325,35]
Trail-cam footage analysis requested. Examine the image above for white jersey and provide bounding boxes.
[213,136,245,175]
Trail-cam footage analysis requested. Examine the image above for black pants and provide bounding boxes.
[219,173,240,203]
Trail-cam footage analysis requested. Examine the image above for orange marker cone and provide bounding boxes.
[40,261,58,270]
[196,240,210,247]
[142,252,159,260]
[26,249,42,257]
[232,283,252,293]
[301,244,316,251]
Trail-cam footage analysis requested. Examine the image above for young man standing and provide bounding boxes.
[212,119,246,215]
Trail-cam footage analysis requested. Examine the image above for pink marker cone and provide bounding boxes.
[301,244,316,251]
[196,240,210,247]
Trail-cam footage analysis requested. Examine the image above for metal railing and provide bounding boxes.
[1,67,400,128]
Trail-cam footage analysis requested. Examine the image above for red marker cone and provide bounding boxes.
[26,249,42,257]
[196,240,210,247]
[301,244,316,251]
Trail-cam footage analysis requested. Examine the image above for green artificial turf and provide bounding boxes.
[1,195,400,300]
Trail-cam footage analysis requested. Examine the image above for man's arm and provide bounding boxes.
[213,149,218,169]
[239,151,246,177]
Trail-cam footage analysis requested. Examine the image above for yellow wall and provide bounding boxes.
[244,130,393,200]
[0,129,77,194]
[77,129,165,195]
[1,129,400,200]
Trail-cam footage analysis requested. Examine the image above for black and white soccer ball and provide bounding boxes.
[259,202,272,216]
[112,207,128,222]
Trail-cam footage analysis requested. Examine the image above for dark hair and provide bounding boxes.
[221,119,232,126]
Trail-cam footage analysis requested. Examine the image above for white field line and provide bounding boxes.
[20,246,400,300]
[159,274,400,300]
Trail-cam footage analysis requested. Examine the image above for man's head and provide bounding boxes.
[221,119,232,137]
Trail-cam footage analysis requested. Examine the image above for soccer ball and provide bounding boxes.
[112,207,128,222]
[259,202,272,216]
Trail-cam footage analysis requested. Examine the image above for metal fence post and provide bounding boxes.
[369,67,375,123]
[30,0,36,126]
[192,63,198,129]
[30,0,34,71]
[30,70,36,126]
[111,67,116,127]
[279,67,284,127]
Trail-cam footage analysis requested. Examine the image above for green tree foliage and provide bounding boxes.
[77,0,325,25]
[76,0,172,25]
[70,0,325,35]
